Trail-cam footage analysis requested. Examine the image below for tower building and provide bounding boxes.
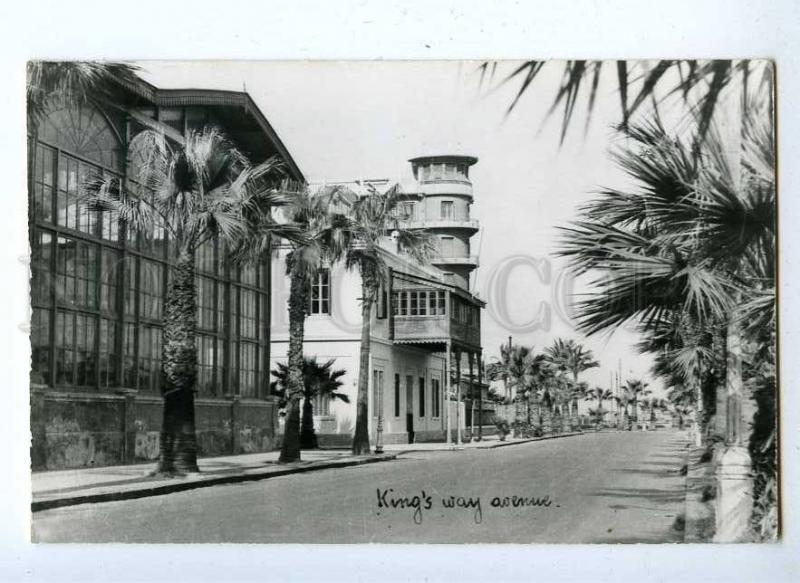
[406,155,480,290]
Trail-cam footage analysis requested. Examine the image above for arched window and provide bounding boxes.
[39,102,122,172]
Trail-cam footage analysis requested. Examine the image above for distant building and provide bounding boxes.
[29,73,302,470]
[271,155,487,445]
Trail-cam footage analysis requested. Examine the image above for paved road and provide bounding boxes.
[33,431,689,543]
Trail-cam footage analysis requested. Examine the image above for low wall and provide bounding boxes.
[31,388,279,471]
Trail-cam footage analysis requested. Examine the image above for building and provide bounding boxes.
[29,73,303,470]
[270,155,487,446]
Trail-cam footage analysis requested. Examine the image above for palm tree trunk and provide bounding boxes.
[300,397,318,449]
[157,248,199,475]
[279,268,307,463]
[352,276,375,455]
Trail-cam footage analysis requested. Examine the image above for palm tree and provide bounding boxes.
[84,128,302,474]
[545,339,598,430]
[585,387,614,429]
[480,59,771,146]
[271,357,349,450]
[345,184,432,455]
[248,186,351,463]
[586,407,607,431]
[27,60,140,133]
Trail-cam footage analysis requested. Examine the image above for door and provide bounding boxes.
[406,375,414,443]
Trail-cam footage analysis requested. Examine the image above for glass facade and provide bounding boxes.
[29,102,271,399]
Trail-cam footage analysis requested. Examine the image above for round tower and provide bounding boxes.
[408,155,480,289]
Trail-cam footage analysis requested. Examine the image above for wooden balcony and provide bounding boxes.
[392,313,480,351]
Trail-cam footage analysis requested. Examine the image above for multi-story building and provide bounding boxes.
[29,73,303,470]
[270,155,487,446]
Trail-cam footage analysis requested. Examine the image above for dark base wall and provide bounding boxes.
[30,388,279,471]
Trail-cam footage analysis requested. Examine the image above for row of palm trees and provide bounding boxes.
[28,61,432,473]
[486,338,600,433]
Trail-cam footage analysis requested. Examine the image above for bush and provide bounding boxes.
[511,420,541,438]
[495,420,510,441]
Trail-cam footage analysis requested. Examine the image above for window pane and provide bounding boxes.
[239,288,257,338]
[56,236,98,309]
[140,259,163,320]
[30,308,51,385]
[238,342,257,397]
[197,335,216,396]
[137,325,161,392]
[100,248,120,313]
[33,144,55,222]
[31,230,52,305]
[98,318,117,389]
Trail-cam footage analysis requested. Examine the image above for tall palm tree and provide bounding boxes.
[345,184,432,455]
[84,128,303,474]
[246,186,351,463]
[271,357,349,450]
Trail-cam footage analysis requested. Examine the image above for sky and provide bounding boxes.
[139,60,665,394]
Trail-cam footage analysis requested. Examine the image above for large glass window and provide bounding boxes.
[197,276,217,331]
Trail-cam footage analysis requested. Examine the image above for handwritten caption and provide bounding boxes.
[375,488,558,525]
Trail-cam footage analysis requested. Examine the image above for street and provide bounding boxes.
[32,431,689,543]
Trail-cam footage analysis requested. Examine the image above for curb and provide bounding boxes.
[393,431,584,455]
[32,454,397,512]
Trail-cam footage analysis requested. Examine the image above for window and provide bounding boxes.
[33,144,55,223]
[139,259,163,321]
[313,392,331,416]
[98,318,117,389]
[419,377,426,417]
[308,269,330,315]
[196,240,216,275]
[30,308,51,385]
[239,289,257,338]
[100,249,120,314]
[394,374,401,417]
[440,236,454,257]
[440,201,454,219]
[398,201,416,220]
[392,290,445,316]
[239,342,257,397]
[197,276,217,331]
[431,378,441,418]
[431,164,443,180]
[55,310,96,387]
[40,103,122,171]
[31,230,52,305]
[123,323,136,388]
[137,325,161,393]
[372,369,384,417]
[197,335,216,396]
[56,236,98,309]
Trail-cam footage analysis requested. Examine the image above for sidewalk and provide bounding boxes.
[32,449,395,512]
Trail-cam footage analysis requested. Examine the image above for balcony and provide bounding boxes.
[392,314,480,351]
[432,254,480,267]
[400,219,480,233]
